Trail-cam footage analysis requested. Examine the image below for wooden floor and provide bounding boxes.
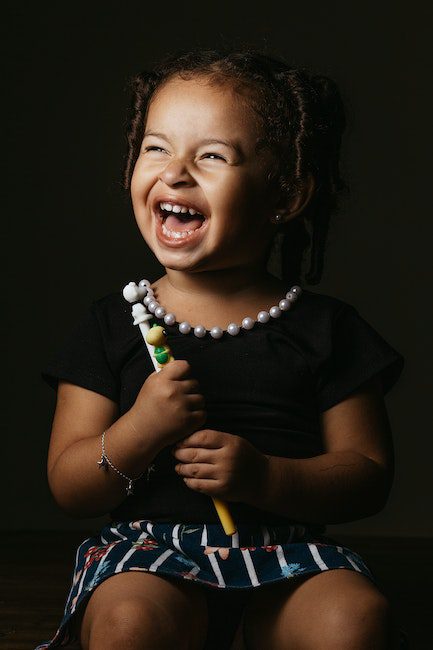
[0,532,431,649]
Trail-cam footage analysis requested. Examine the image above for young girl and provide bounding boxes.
[36,48,405,650]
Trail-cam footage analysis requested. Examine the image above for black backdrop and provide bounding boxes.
[4,1,432,535]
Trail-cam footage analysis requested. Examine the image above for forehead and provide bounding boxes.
[146,76,262,140]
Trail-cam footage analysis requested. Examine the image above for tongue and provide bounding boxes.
[165,213,204,231]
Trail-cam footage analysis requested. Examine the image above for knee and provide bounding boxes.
[90,598,186,649]
[323,588,393,647]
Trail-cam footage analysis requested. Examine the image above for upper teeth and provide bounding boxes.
[159,202,201,216]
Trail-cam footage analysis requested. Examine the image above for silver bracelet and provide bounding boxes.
[97,430,148,496]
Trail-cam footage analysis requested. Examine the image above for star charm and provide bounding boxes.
[97,455,108,469]
[146,464,156,482]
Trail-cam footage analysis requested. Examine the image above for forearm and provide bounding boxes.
[48,412,163,519]
[249,451,392,524]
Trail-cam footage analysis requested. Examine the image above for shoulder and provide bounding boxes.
[275,287,400,370]
[296,288,356,314]
[294,288,405,406]
[92,291,130,317]
[85,291,139,352]
[286,288,357,334]
[91,291,133,328]
[287,288,398,356]
[266,288,358,370]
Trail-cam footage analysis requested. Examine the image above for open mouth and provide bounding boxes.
[155,201,207,240]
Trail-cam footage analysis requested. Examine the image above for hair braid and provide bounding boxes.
[272,69,347,285]
[122,72,159,191]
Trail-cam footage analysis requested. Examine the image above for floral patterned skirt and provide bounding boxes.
[35,519,376,649]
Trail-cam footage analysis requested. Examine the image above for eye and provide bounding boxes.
[202,153,226,161]
[143,146,166,154]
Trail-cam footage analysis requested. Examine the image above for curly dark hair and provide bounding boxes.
[121,47,347,285]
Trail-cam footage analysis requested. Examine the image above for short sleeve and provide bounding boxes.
[41,302,119,402]
[315,303,405,412]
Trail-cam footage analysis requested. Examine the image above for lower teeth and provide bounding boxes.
[162,222,197,238]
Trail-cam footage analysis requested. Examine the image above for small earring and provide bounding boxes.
[273,214,282,223]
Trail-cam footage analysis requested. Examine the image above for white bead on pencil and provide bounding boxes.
[122,282,160,373]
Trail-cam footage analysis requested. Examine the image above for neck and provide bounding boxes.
[158,264,279,302]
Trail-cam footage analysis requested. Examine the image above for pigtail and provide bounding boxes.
[275,70,347,285]
[122,71,159,191]
[278,218,310,285]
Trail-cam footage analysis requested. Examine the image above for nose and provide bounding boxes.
[158,157,194,187]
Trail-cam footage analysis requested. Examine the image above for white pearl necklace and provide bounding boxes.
[123,279,302,339]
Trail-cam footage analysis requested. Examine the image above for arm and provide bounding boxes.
[47,381,162,519]
[247,377,395,524]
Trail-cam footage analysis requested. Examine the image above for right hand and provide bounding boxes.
[126,360,207,450]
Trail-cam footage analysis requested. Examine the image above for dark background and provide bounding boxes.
[4,2,432,537]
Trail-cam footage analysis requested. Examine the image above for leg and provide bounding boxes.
[70,570,208,650]
[242,569,399,649]
[230,610,248,650]
[204,588,252,650]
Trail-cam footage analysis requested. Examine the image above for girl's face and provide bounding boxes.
[131,76,279,275]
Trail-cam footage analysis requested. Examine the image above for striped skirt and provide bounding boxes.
[35,519,376,649]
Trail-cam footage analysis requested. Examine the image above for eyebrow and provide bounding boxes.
[200,138,241,152]
[143,131,242,154]
[143,130,169,140]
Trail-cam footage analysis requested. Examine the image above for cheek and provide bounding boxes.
[130,165,142,204]
[219,174,269,221]
[211,174,250,212]
[130,173,152,229]
[130,157,155,197]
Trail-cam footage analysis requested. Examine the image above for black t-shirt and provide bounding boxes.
[42,288,405,526]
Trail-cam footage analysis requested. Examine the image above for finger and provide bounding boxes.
[175,462,217,479]
[181,379,201,394]
[162,359,192,379]
[185,394,206,410]
[173,446,217,463]
[176,429,224,449]
[182,477,220,495]
[190,409,207,425]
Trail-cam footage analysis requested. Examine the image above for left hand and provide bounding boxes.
[172,428,269,503]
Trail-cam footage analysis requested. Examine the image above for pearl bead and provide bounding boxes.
[179,321,191,334]
[129,278,303,339]
[242,317,255,330]
[147,301,159,313]
[154,306,166,319]
[279,299,291,311]
[194,325,207,338]
[210,326,223,339]
[227,323,240,336]
[164,313,176,326]
[257,311,270,323]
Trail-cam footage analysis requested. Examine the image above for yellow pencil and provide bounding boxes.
[123,282,237,537]
[146,324,237,537]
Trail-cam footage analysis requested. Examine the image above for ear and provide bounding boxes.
[277,173,316,222]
